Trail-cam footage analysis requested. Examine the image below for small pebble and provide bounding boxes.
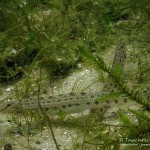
[77,63,82,69]
[11,49,17,54]
[6,87,13,92]
[35,140,41,144]
[4,143,12,150]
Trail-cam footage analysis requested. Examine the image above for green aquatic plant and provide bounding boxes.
[78,46,149,110]
[77,40,150,149]
[119,109,150,138]
[0,0,150,149]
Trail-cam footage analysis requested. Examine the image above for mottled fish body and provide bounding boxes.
[0,91,129,114]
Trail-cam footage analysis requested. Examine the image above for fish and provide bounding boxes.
[0,91,132,115]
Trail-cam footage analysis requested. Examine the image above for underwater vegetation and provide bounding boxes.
[0,0,150,149]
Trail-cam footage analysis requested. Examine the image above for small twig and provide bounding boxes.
[36,80,60,150]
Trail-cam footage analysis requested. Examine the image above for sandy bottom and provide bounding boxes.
[0,67,146,150]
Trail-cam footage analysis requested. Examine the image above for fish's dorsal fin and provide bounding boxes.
[71,77,89,94]
[71,77,99,94]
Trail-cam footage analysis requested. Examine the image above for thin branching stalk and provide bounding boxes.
[36,79,60,150]
[78,46,150,110]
